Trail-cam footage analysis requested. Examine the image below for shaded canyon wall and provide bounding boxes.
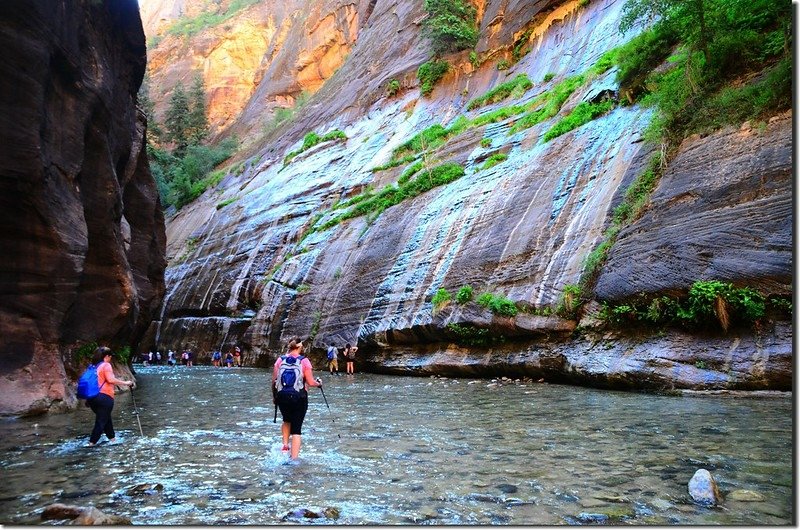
[0,0,166,416]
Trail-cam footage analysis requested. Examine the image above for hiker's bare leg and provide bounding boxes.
[290,434,301,459]
[281,422,290,446]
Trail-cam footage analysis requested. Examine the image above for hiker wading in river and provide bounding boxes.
[85,347,134,447]
[272,338,322,462]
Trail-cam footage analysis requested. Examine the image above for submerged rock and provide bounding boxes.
[728,489,765,502]
[688,469,722,506]
[41,503,131,525]
[126,483,164,495]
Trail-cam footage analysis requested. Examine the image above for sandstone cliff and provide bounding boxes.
[0,0,166,416]
[143,0,791,391]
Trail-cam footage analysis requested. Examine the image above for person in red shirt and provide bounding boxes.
[86,346,134,447]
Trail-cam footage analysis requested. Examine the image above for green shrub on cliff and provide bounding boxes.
[422,0,478,55]
[318,161,466,230]
[476,292,518,317]
[432,288,451,310]
[284,129,348,165]
[542,100,615,142]
[480,153,508,170]
[467,74,534,110]
[456,285,474,304]
[418,60,450,96]
[599,280,767,332]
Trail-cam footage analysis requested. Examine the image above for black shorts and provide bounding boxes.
[276,391,308,435]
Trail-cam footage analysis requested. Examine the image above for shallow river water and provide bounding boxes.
[0,366,792,524]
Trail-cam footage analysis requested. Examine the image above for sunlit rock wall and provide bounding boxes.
[0,0,166,416]
[148,0,791,391]
[143,0,364,138]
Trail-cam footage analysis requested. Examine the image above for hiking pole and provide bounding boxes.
[316,380,340,439]
[130,386,144,437]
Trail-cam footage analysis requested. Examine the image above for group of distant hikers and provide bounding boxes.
[325,342,358,375]
[79,338,351,462]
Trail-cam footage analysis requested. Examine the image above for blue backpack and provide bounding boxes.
[277,355,306,394]
[76,363,106,399]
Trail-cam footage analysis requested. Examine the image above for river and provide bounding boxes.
[0,366,792,524]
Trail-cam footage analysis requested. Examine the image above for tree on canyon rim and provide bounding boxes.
[141,72,235,210]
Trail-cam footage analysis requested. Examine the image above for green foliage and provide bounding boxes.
[467,74,534,110]
[480,153,508,170]
[187,74,210,145]
[612,153,661,224]
[74,342,99,362]
[432,288,452,310]
[480,138,492,148]
[309,310,322,343]
[512,30,533,62]
[319,162,466,230]
[580,152,662,288]
[398,161,423,185]
[446,323,504,347]
[166,0,260,37]
[542,72,555,82]
[284,129,347,165]
[216,197,238,209]
[297,284,311,294]
[164,82,191,154]
[165,139,238,208]
[497,59,510,71]
[615,23,679,100]
[508,74,585,134]
[386,79,401,97]
[456,285,474,304]
[418,60,450,96]
[542,100,615,142]
[556,284,582,318]
[163,75,207,150]
[422,0,479,55]
[600,280,767,331]
[579,0,590,7]
[469,51,479,68]
[116,346,132,365]
[472,105,527,127]
[618,0,791,143]
[767,296,792,316]
[476,292,518,317]
[392,116,467,159]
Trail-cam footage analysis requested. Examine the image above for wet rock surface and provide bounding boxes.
[596,112,792,300]
[41,503,131,525]
[688,469,722,506]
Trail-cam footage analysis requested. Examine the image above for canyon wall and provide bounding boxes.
[0,0,166,416]
[144,0,791,391]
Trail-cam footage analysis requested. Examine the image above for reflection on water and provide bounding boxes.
[0,366,792,524]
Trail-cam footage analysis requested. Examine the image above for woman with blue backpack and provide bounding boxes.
[272,337,322,462]
[83,346,134,447]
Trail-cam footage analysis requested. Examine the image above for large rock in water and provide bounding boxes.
[688,468,722,506]
[0,0,166,416]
